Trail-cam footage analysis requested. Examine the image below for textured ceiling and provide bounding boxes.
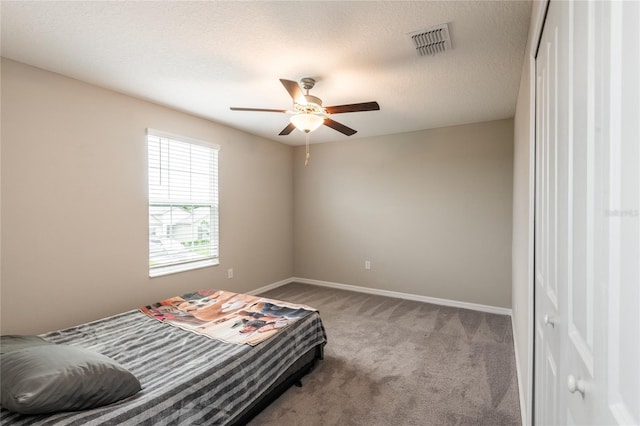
[0,1,531,146]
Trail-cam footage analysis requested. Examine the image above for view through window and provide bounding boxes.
[147,129,219,276]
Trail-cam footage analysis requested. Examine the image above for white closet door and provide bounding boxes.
[595,1,640,424]
[535,1,566,423]
[564,1,598,423]
[534,1,639,424]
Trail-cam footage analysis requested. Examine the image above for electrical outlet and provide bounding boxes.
[365,260,371,270]
[227,268,233,279]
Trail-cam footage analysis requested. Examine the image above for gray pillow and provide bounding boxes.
[1,345,141,415]
[0,335,53,354]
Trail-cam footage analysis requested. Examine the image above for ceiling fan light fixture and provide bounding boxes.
[290,113,324,133]
[230,77,377,137]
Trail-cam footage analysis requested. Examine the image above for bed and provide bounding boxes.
[0,292,327,425]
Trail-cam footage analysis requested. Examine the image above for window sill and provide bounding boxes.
[149,258,219,278]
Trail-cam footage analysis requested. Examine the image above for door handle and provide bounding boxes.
[544,314,555,327]
[567,375,586,397]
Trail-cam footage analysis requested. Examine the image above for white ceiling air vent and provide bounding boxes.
[408,23,452,57]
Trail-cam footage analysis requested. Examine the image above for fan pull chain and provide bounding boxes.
[305,133,310,166]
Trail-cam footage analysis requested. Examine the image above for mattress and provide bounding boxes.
[0,309,327,425]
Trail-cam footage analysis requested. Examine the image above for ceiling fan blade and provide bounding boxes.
[280,79,306,105]
[324,101,380,114]
[230,107,288,113]
[279,123,296,136]
[324,118,357,136]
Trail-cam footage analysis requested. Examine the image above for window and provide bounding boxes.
[147,129,219,277]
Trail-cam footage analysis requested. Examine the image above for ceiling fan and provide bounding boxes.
[230,78,380,136]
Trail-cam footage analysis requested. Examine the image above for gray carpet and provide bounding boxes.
[250,283,521,426]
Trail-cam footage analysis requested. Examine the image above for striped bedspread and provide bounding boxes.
[0,309,327,425]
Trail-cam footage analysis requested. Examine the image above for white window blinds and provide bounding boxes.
[147,129,219,276]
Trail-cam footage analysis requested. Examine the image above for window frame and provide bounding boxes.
[146,128,220,277]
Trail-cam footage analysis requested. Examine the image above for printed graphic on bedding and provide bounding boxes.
[140,290,316,345]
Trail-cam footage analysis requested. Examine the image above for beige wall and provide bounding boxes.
[512,1,547,424]
[0,59,294,334]
[1,59,518,335]
[293,119,514,308]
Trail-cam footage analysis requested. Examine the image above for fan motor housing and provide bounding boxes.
[296,94,324,114]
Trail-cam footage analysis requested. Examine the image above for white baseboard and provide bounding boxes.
[250,277,512,316]
[511,314,528,426]
[246,277,294,296]
[290,277,512,316]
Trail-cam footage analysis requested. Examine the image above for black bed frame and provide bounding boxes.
[229,344,324,425]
